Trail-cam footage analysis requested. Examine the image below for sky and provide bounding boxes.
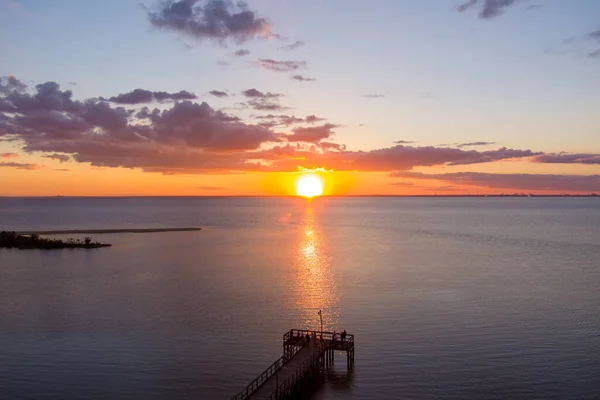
[0,0,599,196]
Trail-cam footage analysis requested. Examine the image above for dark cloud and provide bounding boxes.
[319,142,346,152]
[392,171,600,192]
[363,94,384,99]
[394,140,414,144]
[109,88,197,104]
[589,29,600,42]
[286,124,338,143]
[589,49,600,58]
[0,162,41,170]
[42,153,71,163]
[0,152,19,159]
[246,98,285,111]
[292,75,316,82]
[234,49,250,56]
[532,153,600,164]
[148,0,272,43]
[209,90,228,98]
[457,141,496,148]
[457,0,519,19]
[242,89,284,111]
[258,59,306,72]
[281,40,304,51]
[0,77,281,174]
[266,145,540,172]
[242,88,281,99]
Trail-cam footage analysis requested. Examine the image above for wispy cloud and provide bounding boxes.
[0,152,19,159]
[242,88,282,99]
[292,75,316,82]
[233,49,250,57]
[209,90,228,98]
[258,59,306,72]
[363,94,385,99]
[109,89,197,104]
[457,141,496,148]
[532,153,600,164]
[42,153,71,163]
[394,140,414,144]
[392,171,600,192]
[148,0,272,43]
[281,40,304,51]
[457,0,520,20]
[0,162,41,170]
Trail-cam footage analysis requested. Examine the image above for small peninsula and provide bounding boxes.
[0,231,111,250]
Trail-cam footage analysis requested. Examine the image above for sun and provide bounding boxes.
[295,174,324,198]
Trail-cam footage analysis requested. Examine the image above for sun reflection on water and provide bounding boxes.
[290,204,339,331]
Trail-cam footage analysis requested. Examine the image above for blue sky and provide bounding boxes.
[1,0,599,195]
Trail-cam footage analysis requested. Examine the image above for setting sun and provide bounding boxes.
[295,174,324,198]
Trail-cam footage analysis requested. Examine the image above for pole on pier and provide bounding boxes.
[318,310,323,339]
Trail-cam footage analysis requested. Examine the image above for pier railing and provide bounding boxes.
[268,344,324,400]
[284,329,354,346]
[231,336,306,400]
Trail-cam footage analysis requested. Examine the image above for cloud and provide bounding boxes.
[242,89,284,111]
[281,40,304,51]
[148,0,272,43]
[0,162,41,170]
[266,145,540,172]
[532,153,600,164]
[0,77,282,174]
[209,90,228,98]
[589,49,600,58]
[234,49,250,56]
[286,124,338,143]
[589,29,600,42]
[0,152,19,159]
[42,153,71,162]
[319,142,346,152]
[457,0,519,19]
[242,88,281,99]
[3,75,593,179]
[254,114,325,127]
[457,141,496,148]
[392,171,600,192]
[53,168,70,172]
[258,59,306,72]
[363,94,384,99]
[292,75,316,82]
[394,140,414,144]
[0,75,27,94]
[108,89,197,104]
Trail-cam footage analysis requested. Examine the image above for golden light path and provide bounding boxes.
[295,173,324,198]
[290,204,340,331]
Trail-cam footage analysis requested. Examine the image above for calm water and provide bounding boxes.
[1,197,599,399]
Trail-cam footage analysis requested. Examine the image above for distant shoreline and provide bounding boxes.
[16,228,202,235]
[0,195,598,199]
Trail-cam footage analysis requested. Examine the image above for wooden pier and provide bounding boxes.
[231,329,354,400]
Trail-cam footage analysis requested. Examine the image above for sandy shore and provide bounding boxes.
[16,228,202,235]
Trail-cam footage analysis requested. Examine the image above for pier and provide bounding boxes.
[231,329,354,400]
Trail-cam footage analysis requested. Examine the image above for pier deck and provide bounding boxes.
[232,329,354,400]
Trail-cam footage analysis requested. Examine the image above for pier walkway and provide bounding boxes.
[232,329,354,400]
